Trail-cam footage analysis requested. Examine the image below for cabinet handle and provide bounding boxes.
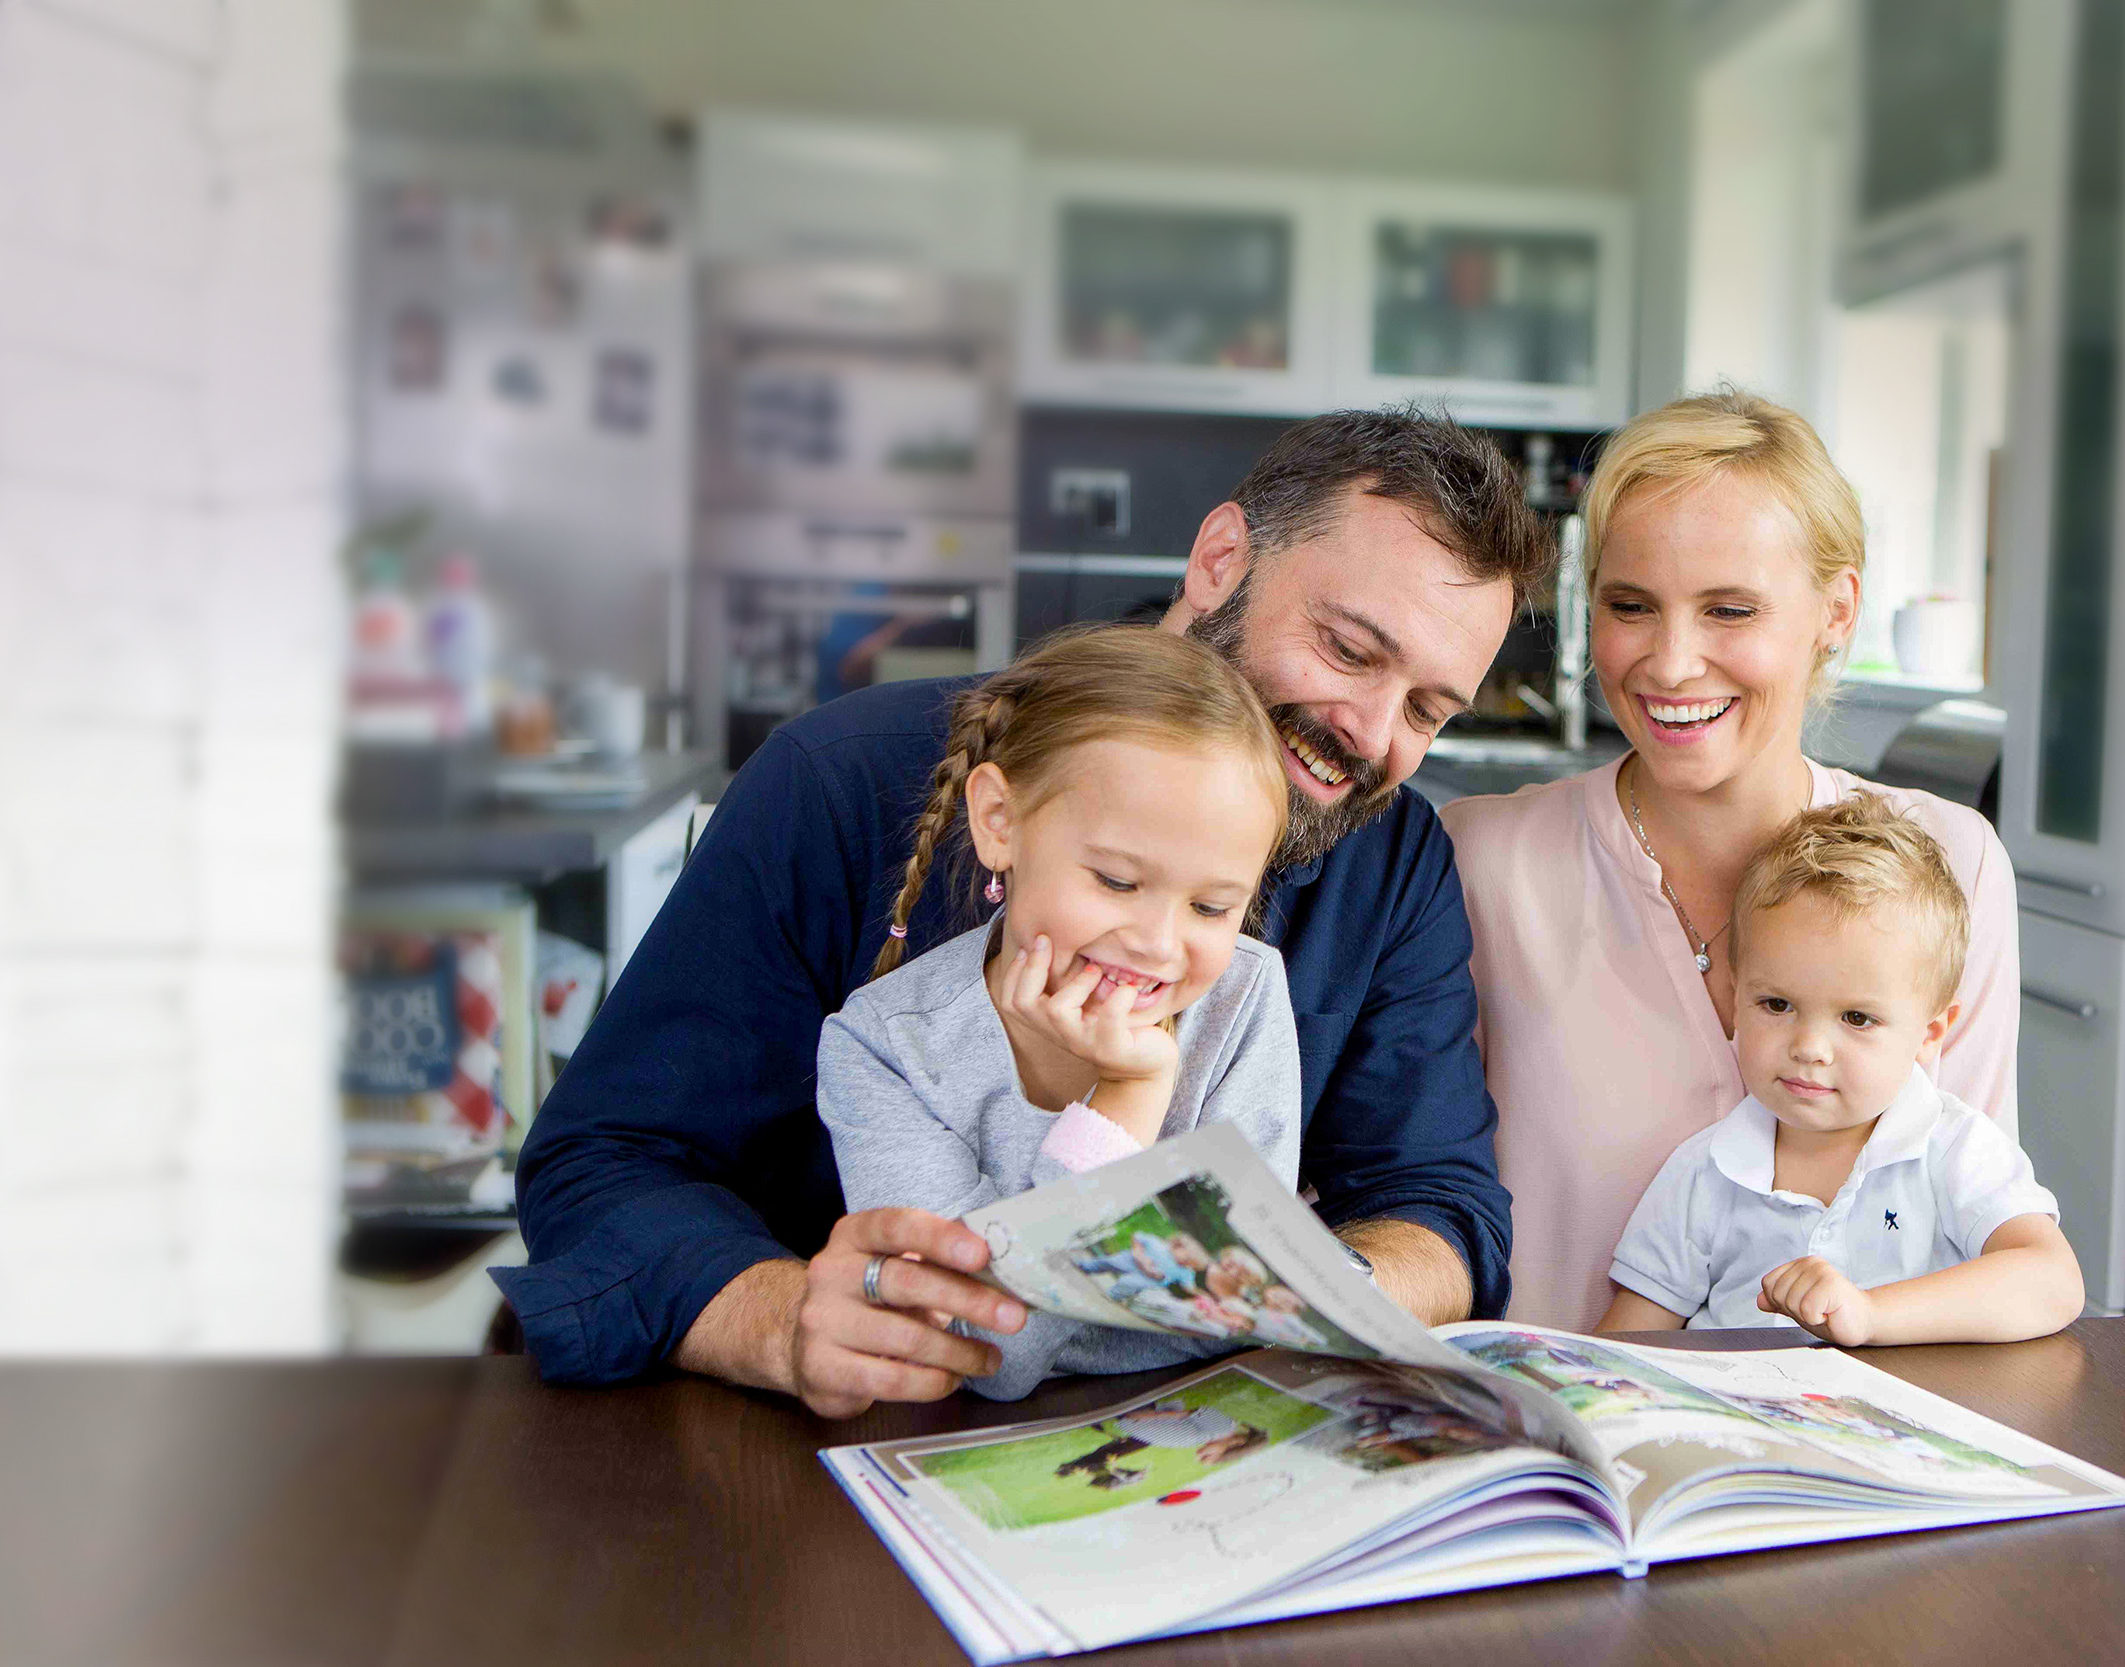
[2023,871,2107,899]
[2022,985,2099,1021]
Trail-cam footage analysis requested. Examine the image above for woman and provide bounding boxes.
[1440,390,2020,1332]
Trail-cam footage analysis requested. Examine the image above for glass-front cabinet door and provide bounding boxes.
[1332,183,1634,428]
[1993,0,2125,937]
[1019,163,1333,414]
[1837,0,2072,304]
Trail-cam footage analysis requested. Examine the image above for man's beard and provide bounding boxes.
[1185,575,1398,871]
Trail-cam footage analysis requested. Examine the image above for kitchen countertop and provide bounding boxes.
[1412,729,1631,808]
[344,750,726,883]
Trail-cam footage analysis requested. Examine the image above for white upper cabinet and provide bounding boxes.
[1018,162,1336,414]
[1836,0,2073,301]
[1019,160,1634,424]
[1330,181,1635,429]
[699,112,1023,275]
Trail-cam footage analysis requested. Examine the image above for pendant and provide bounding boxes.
[1695,950,1712,974]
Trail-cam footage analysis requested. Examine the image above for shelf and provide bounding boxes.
[344,750,723,884]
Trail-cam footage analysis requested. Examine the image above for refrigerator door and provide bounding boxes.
[2016,908,2125,1313]
[1991,1,2125,934]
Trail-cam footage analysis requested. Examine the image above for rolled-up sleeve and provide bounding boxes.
[497,730,859,1384]
[1295,822,1513,1319]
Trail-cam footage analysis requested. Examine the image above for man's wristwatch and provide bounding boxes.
[1340,1240,1378,1284]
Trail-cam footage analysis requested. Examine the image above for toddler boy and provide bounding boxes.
[1601,796,2083,1345]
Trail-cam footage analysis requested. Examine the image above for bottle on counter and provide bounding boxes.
[350,546,424,683]
[1521,433,1556,509]
[426,552,495,734]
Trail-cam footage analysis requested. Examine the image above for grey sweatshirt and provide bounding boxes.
[817,916,1302,1400]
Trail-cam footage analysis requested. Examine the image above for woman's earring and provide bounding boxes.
[984,870,1006,904]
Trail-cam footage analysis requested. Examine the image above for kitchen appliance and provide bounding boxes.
[349,65,694,722]
[1973,0,2125,1315]
[1872,698,2004,819]
[692,114,1022,769]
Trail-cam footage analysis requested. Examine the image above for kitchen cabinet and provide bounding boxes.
[1330,181,1634,428]
[2016,909,2125,1314]
[1018,161,1633,425]
[697,111,1021,276]
[1018,162,1335,414]
[1837,0,2074,301]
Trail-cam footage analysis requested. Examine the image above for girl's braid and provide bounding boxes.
[869,686,1019,979]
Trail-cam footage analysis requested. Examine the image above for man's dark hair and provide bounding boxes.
[1229,404,1553,608]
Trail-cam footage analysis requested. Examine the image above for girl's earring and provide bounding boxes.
[984,870,1006,905]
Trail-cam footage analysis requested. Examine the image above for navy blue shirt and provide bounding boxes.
[497,677,1511,1383]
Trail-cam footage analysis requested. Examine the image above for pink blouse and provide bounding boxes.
[1439,754,2021,1333]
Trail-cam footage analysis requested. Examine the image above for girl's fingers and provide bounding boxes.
[1003,939,1045,1013]
[1020,935,1062,1008]
[1002,946,1037,1015]
[1082,974,1127,1026]
[1051,953,1105,1016]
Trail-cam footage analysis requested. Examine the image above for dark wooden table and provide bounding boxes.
[7,1323,2123,1667]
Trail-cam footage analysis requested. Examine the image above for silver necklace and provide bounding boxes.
[1625,758,1730,976]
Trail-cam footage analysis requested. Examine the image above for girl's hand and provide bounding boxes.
[1757,1256,1876,1346]
[998,935,1179,1087]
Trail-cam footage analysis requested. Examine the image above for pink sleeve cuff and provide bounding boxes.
[1039,1099,1146,1173]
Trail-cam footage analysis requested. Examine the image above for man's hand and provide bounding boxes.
[1757,1256,1875,1345]
[671,1208,1029,1419]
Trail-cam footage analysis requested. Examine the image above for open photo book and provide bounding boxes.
[820,1125,2125,1664]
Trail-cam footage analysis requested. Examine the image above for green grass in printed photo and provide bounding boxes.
[1458,1331,1757,1425]
[910,1366,1334,1533]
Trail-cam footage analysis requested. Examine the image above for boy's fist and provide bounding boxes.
[1757,1256,1876,1346]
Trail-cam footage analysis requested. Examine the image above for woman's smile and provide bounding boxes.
[1634,692,1740,744]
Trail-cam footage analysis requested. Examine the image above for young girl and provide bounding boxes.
[817,625,1301,1401]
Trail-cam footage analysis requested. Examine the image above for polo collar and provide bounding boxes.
[1709,1065,1941,1197]
[1857,1065,1943,1167]
[1708,1095,1780,1194]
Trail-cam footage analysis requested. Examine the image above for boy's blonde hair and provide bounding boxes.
[1581,388,1866,699]
[869,624,1289,980]
[1730,795,1969,1010]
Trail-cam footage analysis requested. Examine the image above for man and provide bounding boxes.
[498,407,1551,1415]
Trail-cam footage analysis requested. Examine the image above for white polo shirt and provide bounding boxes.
[1609,1066,2058,1331]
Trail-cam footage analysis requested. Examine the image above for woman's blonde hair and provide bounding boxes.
[1582,388,1866,695]
[869,625,1290,980]
[1730,794,1969,1011]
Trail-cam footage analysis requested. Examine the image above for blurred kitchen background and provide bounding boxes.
[3,0,2121,1357]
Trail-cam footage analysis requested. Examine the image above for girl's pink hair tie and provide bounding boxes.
[887,924,908,939]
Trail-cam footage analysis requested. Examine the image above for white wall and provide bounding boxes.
[359,0,1647,190]
[0,0,346,1353]
[1681,0,1840,415]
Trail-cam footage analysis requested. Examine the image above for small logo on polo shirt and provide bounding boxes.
[1883,1210,1900,1231]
